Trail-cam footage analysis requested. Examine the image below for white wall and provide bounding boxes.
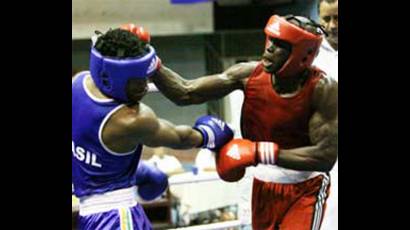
[72,0,213,39]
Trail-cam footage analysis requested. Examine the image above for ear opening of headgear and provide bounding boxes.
[264,15,323,78]
[89,44,158,103]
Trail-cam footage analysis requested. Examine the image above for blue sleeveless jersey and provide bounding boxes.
[72,71,143,198]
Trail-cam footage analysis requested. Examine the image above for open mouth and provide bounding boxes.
[262,54,275,72]
[262,58,273,68]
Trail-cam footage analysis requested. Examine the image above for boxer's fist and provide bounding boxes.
[194,115,234,151]
[120,23,151,43]
[216,139,279,182]
[135,161,168,201]
[216,139,256,182]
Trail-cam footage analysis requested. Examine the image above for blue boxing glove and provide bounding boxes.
[194,115,234,151]
[135,161,168,201]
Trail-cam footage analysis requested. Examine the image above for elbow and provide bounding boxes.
[173,93,202,106]
[315,151,337,172]
[172,83,198,106]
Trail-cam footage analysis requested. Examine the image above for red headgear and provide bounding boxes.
[264,15,323,78]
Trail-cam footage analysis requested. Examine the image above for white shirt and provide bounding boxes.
[313,38,338,82]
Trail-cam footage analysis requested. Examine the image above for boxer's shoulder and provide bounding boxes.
[311,75,338,122]
[105,103,159,136]
[223,61,258,87]
[312,76,338,106]
[72,70,89,84]
[224,61,258,78]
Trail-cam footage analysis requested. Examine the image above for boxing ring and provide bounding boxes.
[170,171,246,229]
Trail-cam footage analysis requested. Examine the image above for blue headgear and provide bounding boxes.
[89,45,158,102]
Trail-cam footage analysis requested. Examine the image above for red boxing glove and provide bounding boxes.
[120,23,151,43]
[216,139,279,182]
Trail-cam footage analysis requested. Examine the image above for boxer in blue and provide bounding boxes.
[72,25,233,230]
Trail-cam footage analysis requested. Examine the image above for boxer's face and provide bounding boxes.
[262,37,291,73]
[262,18,323,74]
[320,0,338,50]
[126,78,148,102]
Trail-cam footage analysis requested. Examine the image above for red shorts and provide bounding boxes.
[252,174,331,230]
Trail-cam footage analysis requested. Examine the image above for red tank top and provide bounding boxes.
[241,63,323,149]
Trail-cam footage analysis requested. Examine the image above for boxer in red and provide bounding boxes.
[152,15,337,230]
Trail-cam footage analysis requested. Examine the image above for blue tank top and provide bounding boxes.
[72,71,142,198]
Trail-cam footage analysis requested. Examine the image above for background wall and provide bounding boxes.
[72,0,213,39]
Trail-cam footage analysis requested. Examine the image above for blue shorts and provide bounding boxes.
[78,203,152,230]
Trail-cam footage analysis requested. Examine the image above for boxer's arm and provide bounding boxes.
[277,78,338,172]
[114,103,203,149]
[137,117,203,150]
[152,62,258,105]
